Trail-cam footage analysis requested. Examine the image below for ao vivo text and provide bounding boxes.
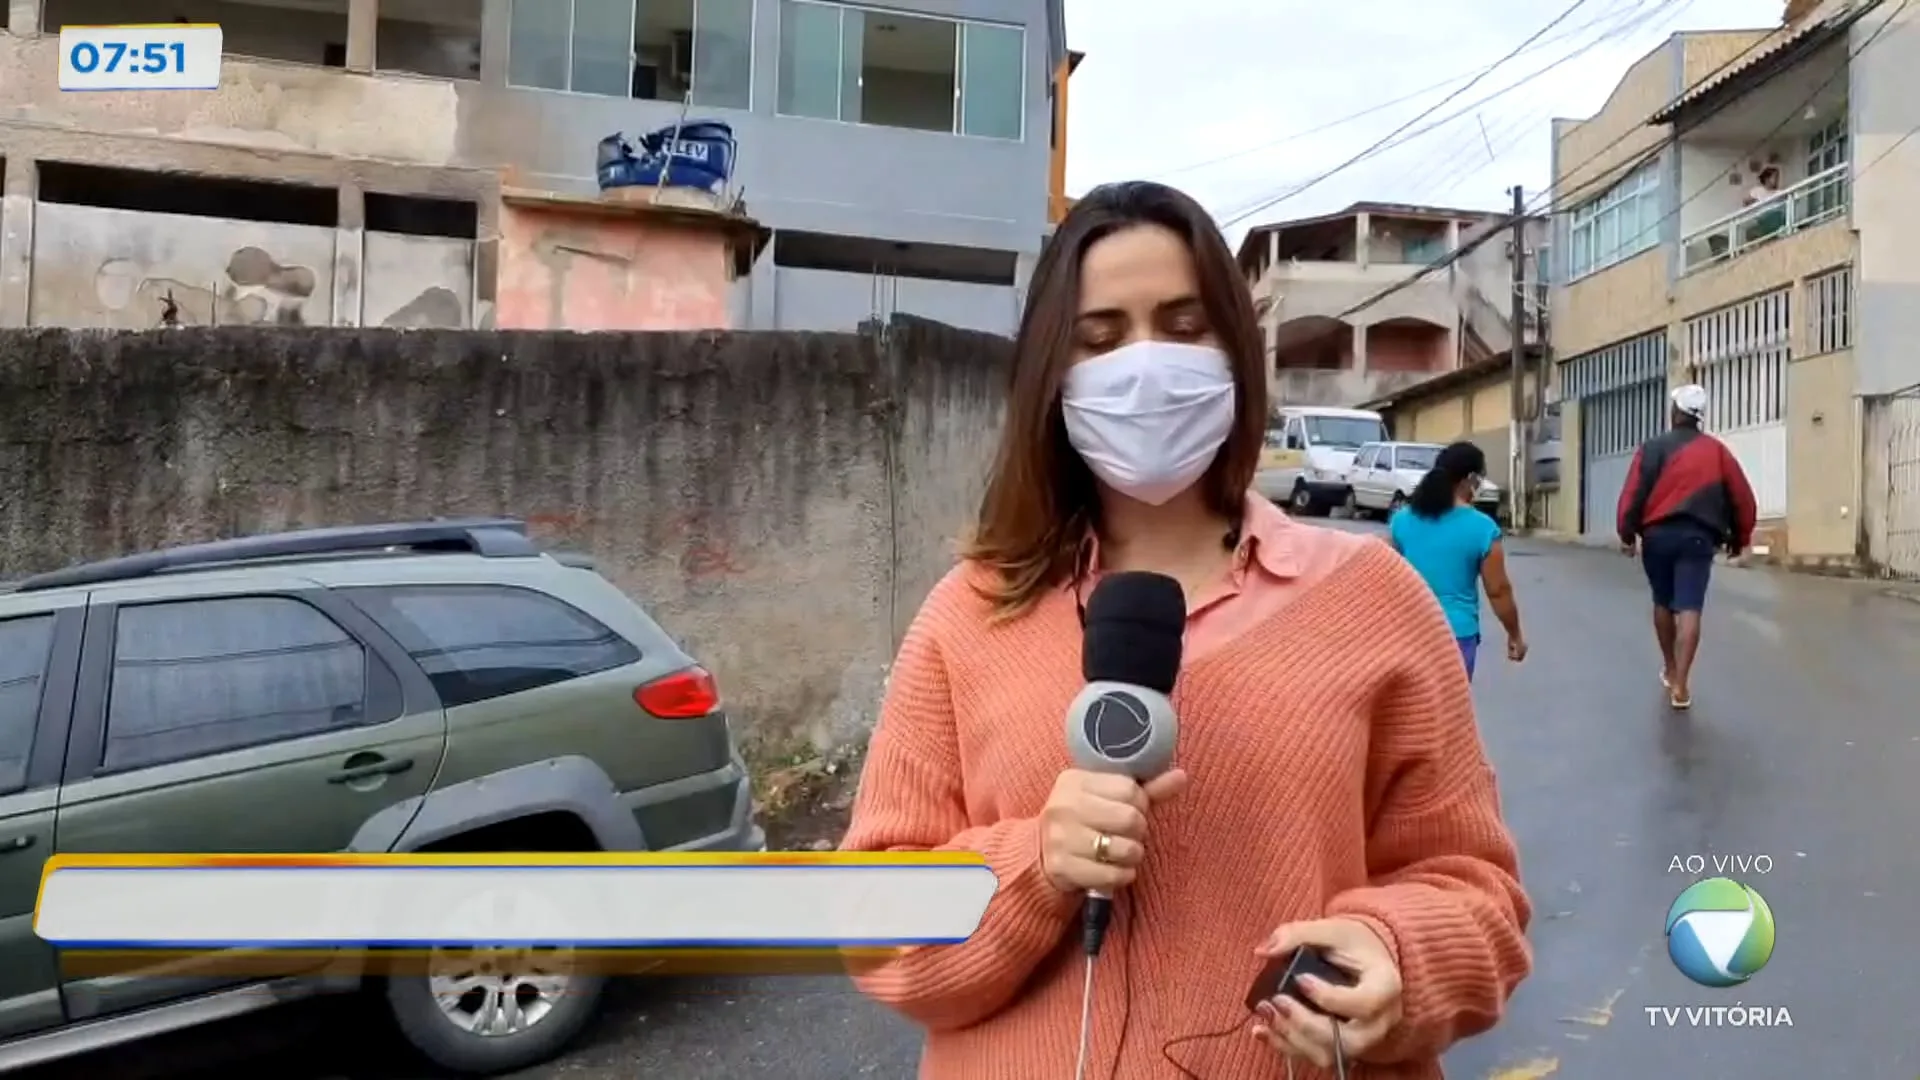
[1667,854,1773,875]
[1645,1005,1794,1028]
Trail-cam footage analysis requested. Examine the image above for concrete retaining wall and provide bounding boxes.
[0,315,1007,752]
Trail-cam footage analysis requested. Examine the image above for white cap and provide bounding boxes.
[1671,384,1707,419]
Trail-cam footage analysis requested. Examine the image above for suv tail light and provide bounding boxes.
[635,666,720,718]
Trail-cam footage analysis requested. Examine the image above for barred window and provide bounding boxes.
[1805,266,1853,356]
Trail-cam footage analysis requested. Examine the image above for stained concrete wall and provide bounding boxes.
[362,232,475,328]
[30,203,337,328]
[0,316,1007,753]
[24,202,476,330]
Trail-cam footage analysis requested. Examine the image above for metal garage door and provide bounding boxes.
[1685,290,1789,518]
[1564,331,1669,541]
[1581,381,1666,540]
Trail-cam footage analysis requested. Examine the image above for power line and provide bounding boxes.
[1409,0,1697,198]
[1320,6,1850,321]
[1217,0,1606,228]
[1553,0,1911,334]
[1149,0,1661,182]
[1213,19,1635,227]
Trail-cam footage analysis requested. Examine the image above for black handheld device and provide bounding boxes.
[1244,946,1359,1015]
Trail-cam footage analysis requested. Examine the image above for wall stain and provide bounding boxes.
[95,244,318,327]
[382,286,466,328]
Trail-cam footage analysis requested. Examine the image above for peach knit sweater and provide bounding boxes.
[842,528,1532,1079]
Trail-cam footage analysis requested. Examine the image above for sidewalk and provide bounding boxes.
[1523,527,1920,603]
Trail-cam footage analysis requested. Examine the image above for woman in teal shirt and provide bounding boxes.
[1388,442,1527,678]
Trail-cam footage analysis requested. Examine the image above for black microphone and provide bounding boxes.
[1061,571,1184,958]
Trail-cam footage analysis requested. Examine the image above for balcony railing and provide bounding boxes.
[1681,163,1850,273]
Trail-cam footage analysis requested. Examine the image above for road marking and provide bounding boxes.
[1485,1059,1559,1079]
[1559,987,1624,1027]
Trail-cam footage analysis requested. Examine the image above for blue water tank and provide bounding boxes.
[596,122,737,195]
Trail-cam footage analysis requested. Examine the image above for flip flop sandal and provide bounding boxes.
[1660,670,1670,689]
[1668,689,1692,710]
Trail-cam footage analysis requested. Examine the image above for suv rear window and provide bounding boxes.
[0,615,55,793]
[343,585,639,708]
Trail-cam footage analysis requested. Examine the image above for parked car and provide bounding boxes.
[0,519,762,1075]
[1342,441,1501,520]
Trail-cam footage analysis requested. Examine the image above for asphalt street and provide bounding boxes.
[20,520,1920,1079]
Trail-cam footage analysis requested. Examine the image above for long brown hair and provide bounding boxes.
[963,181,1268,618]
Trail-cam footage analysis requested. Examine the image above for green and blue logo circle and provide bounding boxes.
[1665,877,1775,987]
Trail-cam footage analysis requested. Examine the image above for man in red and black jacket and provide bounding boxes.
[1615,383,1757,711]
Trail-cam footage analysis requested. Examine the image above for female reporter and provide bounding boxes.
[840,181,1531,1079]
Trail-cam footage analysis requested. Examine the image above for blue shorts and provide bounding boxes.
[1457,634,1481,679]
[1642,527,1716,612]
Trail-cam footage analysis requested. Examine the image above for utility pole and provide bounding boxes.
[1507,185,1529,532]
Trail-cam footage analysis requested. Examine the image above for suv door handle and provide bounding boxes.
[328,757,414,784]
[0,835,35,853]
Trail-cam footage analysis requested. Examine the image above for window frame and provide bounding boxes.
[62,591,411,782]
[773,0,1026,141]
[1566,161,1662,281]
[505,0,759,110]
[0,608,83,798]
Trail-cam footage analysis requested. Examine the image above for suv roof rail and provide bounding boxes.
[13,518,538,593]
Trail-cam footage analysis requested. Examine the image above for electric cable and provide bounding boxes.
[1399,0,1691,195]
[1319,0,1890,323]
[1149,0,1672,182]
[1521,0,1912,340]
[1413,0,1704,199]
[1214,0,1698,227]
[1217,0,1607,228]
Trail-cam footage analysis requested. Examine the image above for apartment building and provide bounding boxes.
[1546,0,1920,572]
[1237,202,1546,409]
[0,0,1064,334]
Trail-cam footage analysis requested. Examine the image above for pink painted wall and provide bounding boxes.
[495,205,733,331]
[1273,322,1451,373]
[1364,323,1451,372]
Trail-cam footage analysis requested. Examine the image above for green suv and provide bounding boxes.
[0,519,762,1074]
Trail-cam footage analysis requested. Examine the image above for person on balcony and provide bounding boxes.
[1742,166,1786,245]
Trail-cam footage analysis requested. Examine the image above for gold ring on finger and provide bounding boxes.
[1092,833,1113,864]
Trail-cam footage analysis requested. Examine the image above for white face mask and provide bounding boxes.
[1060,341,1237,505]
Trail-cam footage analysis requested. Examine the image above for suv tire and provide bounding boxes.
[386,958,607,1075]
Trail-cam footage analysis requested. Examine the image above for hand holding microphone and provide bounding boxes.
[1050,571,1187,958]
[1038,767,1188,895]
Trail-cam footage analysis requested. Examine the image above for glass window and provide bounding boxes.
[1395,445,1439,471]
[1566,162,1661,279]
[692,0,753,109]
[1354,446,1377,469]
[344,586,640,709]
[959,22,1023,139]
[507,0,569,90]
[853,8,954,133]
[778,0,844,119]
[1402,235,1447,264]
[1305,416,1388,449]
[105,598,368,773]
[571,0,636,98]
[509,0,753,107]
[776,1,1022,140]
[0,616,54,795]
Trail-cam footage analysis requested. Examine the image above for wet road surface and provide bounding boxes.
[18,524,1920,1079]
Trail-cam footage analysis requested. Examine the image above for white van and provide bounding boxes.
[1254,406,1389,516]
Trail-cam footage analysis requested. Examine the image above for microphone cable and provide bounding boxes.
[1072,891,1349,1079]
